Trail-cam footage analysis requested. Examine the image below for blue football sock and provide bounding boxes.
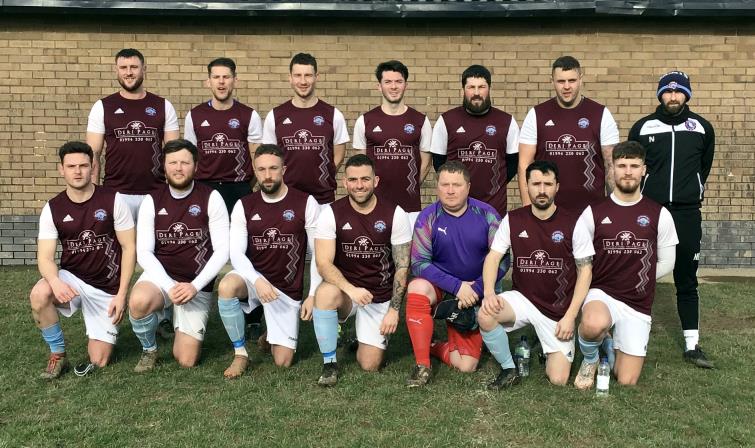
[130,312,158,351]
[601,335,616,370]
[481,325,515,370]
[41,322,65,354]
[313,308,339,363]
[578,332,602,364]
[218,297,246,349]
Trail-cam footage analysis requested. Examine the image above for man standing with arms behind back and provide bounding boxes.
[629,71,715,368]
[517,56,620,214]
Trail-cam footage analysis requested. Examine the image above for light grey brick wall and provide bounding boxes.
[1,215,41,266]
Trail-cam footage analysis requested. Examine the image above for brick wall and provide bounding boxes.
[1,15,753,267]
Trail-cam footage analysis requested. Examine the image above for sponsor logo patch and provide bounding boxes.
[404,123,415,134]
[374,220,387,233]
[313,115,325,126]
[188,204,201,217]
[685,119,697,131]
[228,118,241,129]
[551,230,565,243]
[282,209,295,221]
[145,107,157,117]
[485,125,497,136]
[578,118,590,129]
[637,215,650,227]
[94,209,107,222]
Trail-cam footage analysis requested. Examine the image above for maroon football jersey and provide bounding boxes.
[331,197,397,303]
[441,106,514,216]
[363,106,427,213]
[534,97,607,212]
[590,197,662,315]
[508,206,579,321]
[101,92,167,194]
[151,183,216,292]
[189,100,255,182]
[271,100,338,204]
[240,188,310,301]
[48,186,122,295]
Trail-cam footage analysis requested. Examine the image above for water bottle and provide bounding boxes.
[515,336,530,377]
[596,357,610,397]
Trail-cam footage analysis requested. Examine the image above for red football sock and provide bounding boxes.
[406,293,434,368]
[430,341,452,366]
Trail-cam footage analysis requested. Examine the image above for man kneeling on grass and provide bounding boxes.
[31,141,136,378]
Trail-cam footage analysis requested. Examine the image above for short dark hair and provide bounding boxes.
[526,160,559,182]
[461,65,491,88]
[376,60,409,82]
[612,140,646,162]
[552,56,581,74]
[208,57,236,77]
[254,144,284,160]
[58,141,93,164]
[115,48,144,64]
[344,154,375,172]
[438,160,470,183]
[163,139,199,163]
[290,53,317,73]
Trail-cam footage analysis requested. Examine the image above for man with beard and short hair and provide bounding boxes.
[429,65,519,217]
[216,144,322,377]
[86,48,180,220]
[262,53,349,205]
[629,71,715,369]
[477,160,594,389]
[30,141,136,378]
[185,57,264,213]
[517,56,620,214]
[128,139,229,372]
[311,154,412,386]
[404,161,508,387]
[573,141,678,389]
[352,60,433,226]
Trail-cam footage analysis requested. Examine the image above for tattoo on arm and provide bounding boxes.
[575,256,593,267]
[390,242,411,311]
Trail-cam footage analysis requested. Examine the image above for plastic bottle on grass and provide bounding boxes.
[515,336,530,377]
[596,357,610,397]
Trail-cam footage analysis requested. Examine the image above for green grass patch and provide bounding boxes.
[1,267,753,447]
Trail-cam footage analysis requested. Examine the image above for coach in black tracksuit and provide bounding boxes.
[629,71,715,369]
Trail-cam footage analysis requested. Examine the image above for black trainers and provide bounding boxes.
[487,368,520,391]
[317,362,339,387]
[406,364,432,388]
[74,362,97,377]
[683,345,714,369]
[156,318,174,340]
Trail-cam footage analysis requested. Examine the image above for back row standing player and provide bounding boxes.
[518,56,620,214]
[263,53,350,206]
[352,60,433,226]
[184,57,263,213]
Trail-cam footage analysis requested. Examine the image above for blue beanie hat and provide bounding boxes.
[657,71,691,102]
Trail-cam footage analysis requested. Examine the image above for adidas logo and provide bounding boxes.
[114,108,124,114]
[456,126,466,133]
[545,119,555,127]
[251,213,261,221]
[342,222,352,230]
[200,120,210,127]
[373,126,382,132]
[158,208,168,216]
[518,230,528,238]
[601,217,612,224]
[63,214,74,222]
[282,118,292,125]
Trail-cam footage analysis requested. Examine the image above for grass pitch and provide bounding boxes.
[1,267,753,447]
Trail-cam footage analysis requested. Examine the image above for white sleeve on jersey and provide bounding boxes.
[183,111,197,144]
[248,110,264,143]
[656,244,676,279]
[657,207,679,248]
[333,108,350,145]
[490,214,511,254]
[600,107,620,146]
[164,100,180,132]
[352,115,367,150]
[314,205,336,240]
[37,203,57,240]
[262,110,277,144]
[137,195,177,292]
[305,195,323,296]
[506,117,520,154]
[430,115,448,155]
[113,193,135,231]
[229,200,261,284]
[190,190,230,292]
[86,100,106,134]
[576,206,596,241]
[420,116,433,152]
[391,206,413,245]
[571,213,596,260]
[518,108,538,146]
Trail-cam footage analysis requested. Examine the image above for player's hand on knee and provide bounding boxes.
[347,286,373,306]
[254,278,278,303]
[555,315,576,341]
[169,282,197,305]
[456,282,478,309]
[481,294,503,316]
[108,293,127,325]
[380,308,399,335]
[300,295,314,321]
[50,277,78,303]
